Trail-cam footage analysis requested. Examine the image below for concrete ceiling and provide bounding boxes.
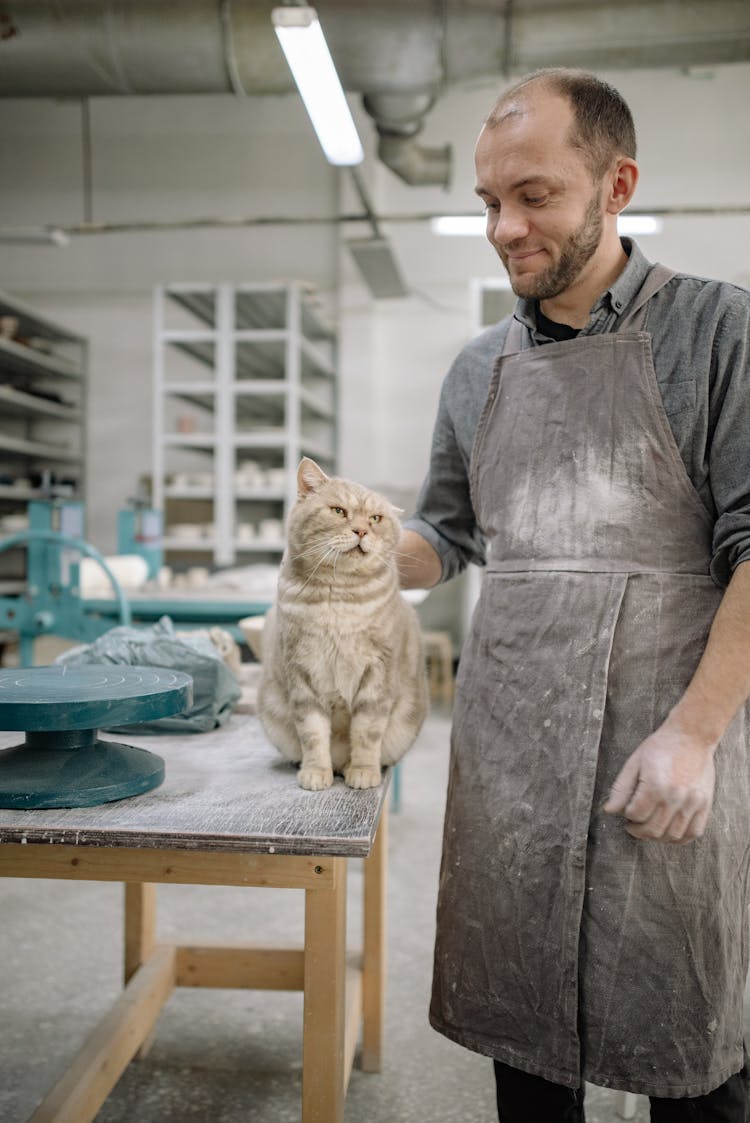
[0,1,747,194]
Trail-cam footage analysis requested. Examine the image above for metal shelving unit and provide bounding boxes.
[153,281,337,568]
[0,291,88,584]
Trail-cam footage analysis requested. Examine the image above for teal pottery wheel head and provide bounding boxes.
[0,665,193,809]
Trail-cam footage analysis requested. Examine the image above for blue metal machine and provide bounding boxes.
[0,498,131,666]
[117,500,163,580]
[0,496,271,662]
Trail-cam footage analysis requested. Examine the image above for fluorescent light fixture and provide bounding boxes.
[272,6,364,167]
[0,226,70,246]
[431,215,486,237]
[617,214,664,235]
[432,214,664,237]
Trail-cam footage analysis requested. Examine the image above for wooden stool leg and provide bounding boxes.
[302,857,347,1123]
[361,799,388,1071]
[124,882,158,1058]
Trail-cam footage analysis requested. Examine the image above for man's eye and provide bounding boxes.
[525,196,547,206]
[483,203,500,214]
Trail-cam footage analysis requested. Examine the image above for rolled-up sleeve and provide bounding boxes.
[403,377,487,582]
[708,290,750,587]
[402,323,509,582]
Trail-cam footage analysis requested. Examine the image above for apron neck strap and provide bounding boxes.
[501,262,676,356]
[616,263,676,330]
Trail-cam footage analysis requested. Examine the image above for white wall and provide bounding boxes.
[1,63,748,556]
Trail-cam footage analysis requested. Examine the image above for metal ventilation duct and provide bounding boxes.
[1,1,749,188]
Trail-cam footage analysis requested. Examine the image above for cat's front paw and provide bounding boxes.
[298,766,334,791]
[344,764,382,790]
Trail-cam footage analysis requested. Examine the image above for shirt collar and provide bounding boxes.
[513,238,654,339]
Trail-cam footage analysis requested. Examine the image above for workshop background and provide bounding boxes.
[1,3,749,1122]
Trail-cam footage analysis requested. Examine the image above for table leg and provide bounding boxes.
[361,797,388,1071]
[302,857,347,1123]
[124,882,157,1058]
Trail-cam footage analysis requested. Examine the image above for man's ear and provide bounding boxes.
[606,157,639,217]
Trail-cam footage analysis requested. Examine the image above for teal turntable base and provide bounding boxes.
[0,666,193,809]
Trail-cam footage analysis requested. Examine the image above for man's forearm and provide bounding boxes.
[397,529,443,590]
[668,558,750,749]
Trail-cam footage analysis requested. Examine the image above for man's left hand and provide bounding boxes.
[603,724,716,843]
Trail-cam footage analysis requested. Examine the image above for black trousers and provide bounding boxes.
[493,1055,750,1122]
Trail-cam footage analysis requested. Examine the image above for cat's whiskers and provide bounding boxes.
[293,543,340,595]
[393,548,427,571]
[288,539,335,563]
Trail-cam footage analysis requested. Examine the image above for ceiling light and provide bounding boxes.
[617,215,664,235]
[0,226,70,246]
[431,214,665,237]
[431,216,486,236]
[272,6,364,167]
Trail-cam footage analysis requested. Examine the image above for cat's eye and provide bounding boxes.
[331,506,346,517]
[369,514,382,524]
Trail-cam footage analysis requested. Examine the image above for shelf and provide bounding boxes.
[165,283,335,342]
[0,290,84,345]
[0,337,83,382]
[162,434,216,450]
[0,484,43,500]
[154,281,337,569]
[235,490,285,502]
[164,487,215,499]
[167,335,333,383]
[162,537,216,552]
[0,433,82,463]
[0,292,87,589]
[234,539,285,553]
[0,384,81,421]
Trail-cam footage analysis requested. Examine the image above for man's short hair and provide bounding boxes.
[485,68,637,179]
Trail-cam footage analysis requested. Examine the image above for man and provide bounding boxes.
[399,68,750,1121]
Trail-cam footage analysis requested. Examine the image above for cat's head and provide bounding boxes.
[286,458,402,576]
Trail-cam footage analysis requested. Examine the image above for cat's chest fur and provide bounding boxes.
[278,586,395,703]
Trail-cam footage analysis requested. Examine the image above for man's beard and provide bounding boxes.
[501,193,604,301]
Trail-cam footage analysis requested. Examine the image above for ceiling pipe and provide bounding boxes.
[362,92,452,188]
[0,0,463,185]
[1,1,748,190]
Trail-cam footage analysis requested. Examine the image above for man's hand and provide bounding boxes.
[397,529,442,590]
[603,723,716,844]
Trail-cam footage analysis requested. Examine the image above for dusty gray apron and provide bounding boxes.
[430,265,750,1098]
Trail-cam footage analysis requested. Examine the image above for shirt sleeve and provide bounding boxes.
[403,365,488,584]
[708,286,750,587]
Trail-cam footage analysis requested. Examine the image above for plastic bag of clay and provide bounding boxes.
[55,615,241,733]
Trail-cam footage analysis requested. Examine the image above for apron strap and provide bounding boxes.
[617,263,676,330]
[500,262,677,356]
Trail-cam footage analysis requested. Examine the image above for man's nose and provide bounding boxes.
[487,206,529,246]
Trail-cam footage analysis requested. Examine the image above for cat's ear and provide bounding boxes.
[297,457,329,497]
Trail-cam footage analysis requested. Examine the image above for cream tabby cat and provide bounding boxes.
[258,458,428,790]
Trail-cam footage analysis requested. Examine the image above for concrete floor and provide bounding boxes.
[2,709,741,1123]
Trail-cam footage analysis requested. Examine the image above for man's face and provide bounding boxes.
[474,93,607,302]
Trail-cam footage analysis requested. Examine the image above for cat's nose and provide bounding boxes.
[353,527,367,538]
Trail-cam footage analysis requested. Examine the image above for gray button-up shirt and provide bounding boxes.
[404,239,750,587]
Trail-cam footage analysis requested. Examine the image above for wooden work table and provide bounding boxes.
[0,713,390,1123]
